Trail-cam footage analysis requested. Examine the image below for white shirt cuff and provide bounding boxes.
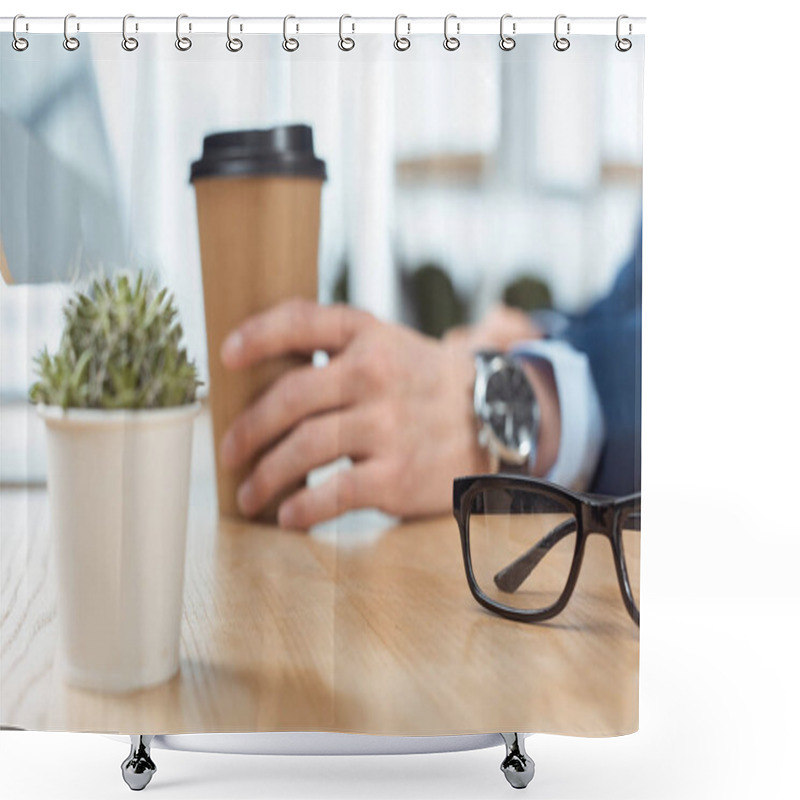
[510,339,605,492]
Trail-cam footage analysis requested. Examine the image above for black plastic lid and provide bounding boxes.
[190,125,326,182]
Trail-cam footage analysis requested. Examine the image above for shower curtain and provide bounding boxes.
[0,17,644,739]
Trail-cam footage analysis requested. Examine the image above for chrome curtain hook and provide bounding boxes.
[226,15,243,52]
[443,13,460,51]
[63,13,80,51]
[615,14,632,51]
[121,14,138,51]
[394,14,410,51]
[499,13,516,51]
[283,15,299,52]
[176,14,192,51]
[12,14,29,51]
[553,14,570,51]
[338,14,355,51]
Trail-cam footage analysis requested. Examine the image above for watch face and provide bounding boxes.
[484,363,536,459]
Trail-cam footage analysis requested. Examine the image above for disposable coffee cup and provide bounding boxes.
[191,126,326,522]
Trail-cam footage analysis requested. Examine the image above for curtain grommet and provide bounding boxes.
[394,14,411,51]
[176,14,192,51]
[63,14,80,51]
[12,14,29,51]
[499,14,516,51]
[282,15,299,52]
[443,14,460,51]
[553,14,570,52]
[615,15,632,52]
[338,14,355,51]
[226,15,243,52]
[121,14,139,51]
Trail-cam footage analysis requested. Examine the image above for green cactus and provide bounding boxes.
[30,273,200,410]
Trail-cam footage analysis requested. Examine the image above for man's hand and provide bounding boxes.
[219,299,490,529]
[444,303,543,352]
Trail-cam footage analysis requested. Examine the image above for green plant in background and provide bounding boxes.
[502,275,553,313]
[332,257,350,304]
[409,263,467,339]
[30,273,200,409]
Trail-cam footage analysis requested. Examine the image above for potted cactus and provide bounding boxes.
[31,273,201,693]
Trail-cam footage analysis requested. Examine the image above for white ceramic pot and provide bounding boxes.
[38,402,200,693]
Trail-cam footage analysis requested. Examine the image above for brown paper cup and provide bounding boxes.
[191,127,326,522]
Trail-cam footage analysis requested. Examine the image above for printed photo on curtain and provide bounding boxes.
[0,13,644,792]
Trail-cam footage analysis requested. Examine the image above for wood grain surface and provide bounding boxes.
[0,410,638,736]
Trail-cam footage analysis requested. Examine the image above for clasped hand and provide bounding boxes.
[219,298,490,529]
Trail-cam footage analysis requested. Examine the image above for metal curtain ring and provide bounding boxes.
[226,15,243,52]
[12,14,29,51]
[499,13,515,51]
[338,14,355,51]
[63,13,80,51]
[121,14,139,51]
[283,15,299,52]
[443,14,460,51]
[394,14,410,51]
[553,14,570,51]
[282,15,300,52]
[176,14,192,51]
[615,14,632,51]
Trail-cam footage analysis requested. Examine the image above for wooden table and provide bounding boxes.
[1,414,638,737]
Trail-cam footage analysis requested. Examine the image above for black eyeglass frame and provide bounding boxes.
[453,474,641,626]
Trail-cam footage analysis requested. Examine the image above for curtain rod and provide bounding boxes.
[1,16,646,37]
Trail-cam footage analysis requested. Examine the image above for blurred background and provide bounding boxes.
[0,32,642,474]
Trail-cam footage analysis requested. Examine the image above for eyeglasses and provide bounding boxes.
[452,475,640,626]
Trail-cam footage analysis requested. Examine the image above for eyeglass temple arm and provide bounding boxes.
[492,510,640,594]
[493,518,577,593]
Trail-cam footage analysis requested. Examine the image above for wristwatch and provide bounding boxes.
[473,351,540,475]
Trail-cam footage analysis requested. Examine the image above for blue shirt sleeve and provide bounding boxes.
[560,225,642,496]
